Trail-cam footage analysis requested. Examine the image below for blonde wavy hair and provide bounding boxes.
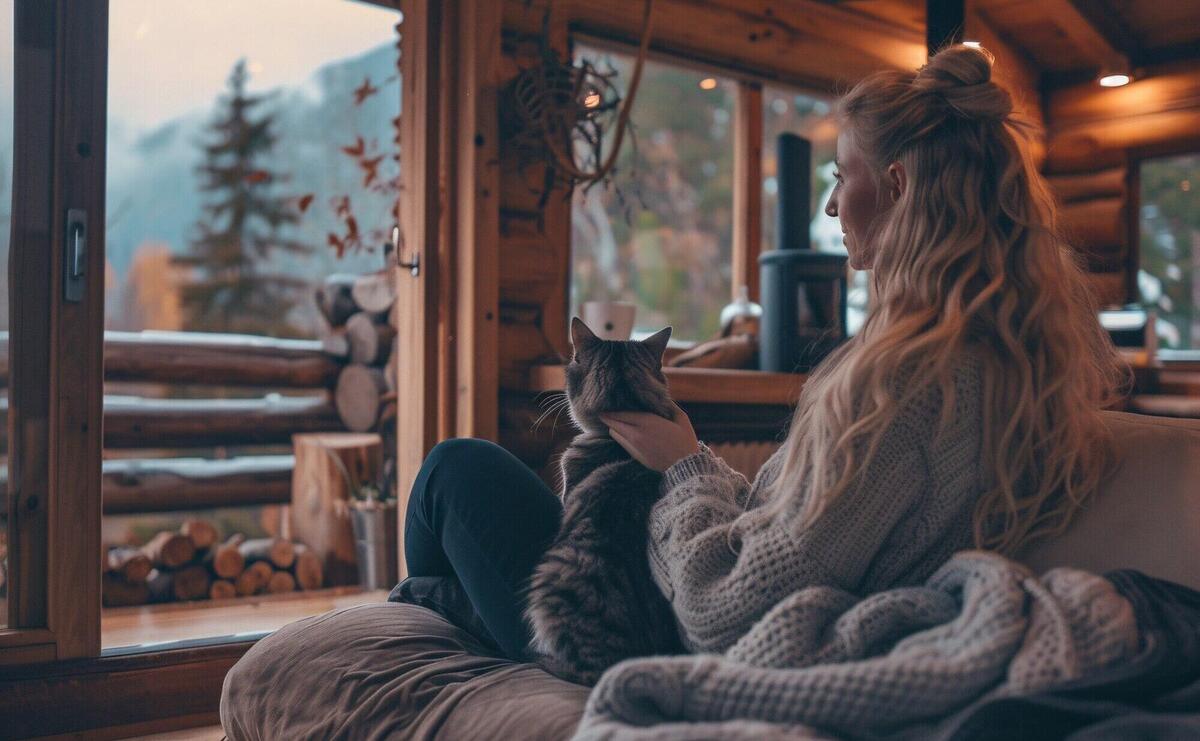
[768,44,1129,555]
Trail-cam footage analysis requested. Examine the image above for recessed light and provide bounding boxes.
[1098,73,1132,87]
[699,78,718,90]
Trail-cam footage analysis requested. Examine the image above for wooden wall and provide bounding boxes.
[1044,61,1200,307]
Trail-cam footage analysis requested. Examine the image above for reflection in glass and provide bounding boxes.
[570,43,735,341]
[762,86,867,335]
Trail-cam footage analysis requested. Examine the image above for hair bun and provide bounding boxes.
[913,45,1012,122]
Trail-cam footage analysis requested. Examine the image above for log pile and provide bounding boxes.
[317,272,397,435]
[316,272,398,502]
[102,518,325,607]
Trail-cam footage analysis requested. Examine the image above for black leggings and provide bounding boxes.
[404,438,562,659]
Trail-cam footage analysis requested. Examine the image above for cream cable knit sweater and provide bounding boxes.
[648,355,986,654]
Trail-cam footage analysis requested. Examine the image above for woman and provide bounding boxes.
[400,44,1127,660]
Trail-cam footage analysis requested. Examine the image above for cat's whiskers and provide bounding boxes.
[532,394,571,432]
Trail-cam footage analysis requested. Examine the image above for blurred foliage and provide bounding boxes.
[1140,154,1200,348]
[571,45,734,341]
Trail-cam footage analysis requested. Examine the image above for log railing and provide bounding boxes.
[0,330,348,516]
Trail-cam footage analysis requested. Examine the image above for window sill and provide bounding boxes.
[516,365,806,406]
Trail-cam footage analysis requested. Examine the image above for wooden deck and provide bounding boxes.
[102,586,389,651]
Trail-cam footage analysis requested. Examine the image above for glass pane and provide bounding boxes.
[571,43,735,341]
[0,0,11,630]
[102,0,401,651]
[762,86,867,335]
[1139,153,1200,349]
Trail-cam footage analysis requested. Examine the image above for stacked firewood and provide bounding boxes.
[102,519,324,607]
[316,271,398,497]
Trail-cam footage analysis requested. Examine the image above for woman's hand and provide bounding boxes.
[600,403,700,473]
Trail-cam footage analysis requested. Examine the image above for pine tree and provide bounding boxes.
[175,59,312,337]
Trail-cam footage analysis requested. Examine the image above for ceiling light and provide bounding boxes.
[1098,73,1131,87]
[699,78,717,90]
[963,40,982,48]
[583,91,602,109]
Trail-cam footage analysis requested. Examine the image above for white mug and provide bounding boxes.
[581,301,636,341]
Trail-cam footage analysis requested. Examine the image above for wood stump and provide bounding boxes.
[290,432,384,586]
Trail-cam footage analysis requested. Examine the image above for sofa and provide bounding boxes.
[220,410,1200,740]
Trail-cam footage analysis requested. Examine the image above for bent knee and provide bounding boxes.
[424,438,508,471]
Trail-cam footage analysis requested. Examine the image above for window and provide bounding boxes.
[570,43,735,341]
[100,0,401,651]
[1139,153,1200,349]
[762,86,867,335]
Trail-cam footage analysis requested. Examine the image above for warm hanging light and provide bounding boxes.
[1098,73,1132,87]
[699,77,717,90]
[583,91,602,109]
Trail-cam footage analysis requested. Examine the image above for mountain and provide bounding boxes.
[104,42,401,334]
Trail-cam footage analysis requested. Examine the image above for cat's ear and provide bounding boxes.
[641,326,672,361]
[570,317,601,355]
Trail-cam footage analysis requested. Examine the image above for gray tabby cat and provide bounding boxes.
[525,317,684,685]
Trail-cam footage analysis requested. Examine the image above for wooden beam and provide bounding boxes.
[104,332,341,387]
[519,365,805,406]
[732,82,764,303]
[0,642,252,737]
[453,0,502,441]
[1038,0,1129,75]
[396,0,446,579]
[504,0,927,91]
[1,456,294,516]
[100,456,293,515]
[101,395,343,448]
[0,331,343,388]
[48,0,107,659]
[927,0,965,54]
[7,0,58,635]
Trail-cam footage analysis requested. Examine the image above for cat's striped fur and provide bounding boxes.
[524,318,684,685]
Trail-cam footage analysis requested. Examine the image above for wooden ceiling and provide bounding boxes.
[830,0,1200,84]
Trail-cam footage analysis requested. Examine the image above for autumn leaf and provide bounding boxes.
[341,137,366,158]
[360,155,384,187]
[244,170,271,184]
[353,76,380,106]
[297,193,315,213]
[327,232,347,259]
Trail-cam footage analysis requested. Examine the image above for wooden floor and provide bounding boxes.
[102,586,390,650]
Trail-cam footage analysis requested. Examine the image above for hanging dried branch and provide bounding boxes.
[501,0,655,205]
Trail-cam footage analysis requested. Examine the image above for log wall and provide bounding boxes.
[1043,61,1200,307]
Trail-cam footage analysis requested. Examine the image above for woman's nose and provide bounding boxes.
[824,196,837,218]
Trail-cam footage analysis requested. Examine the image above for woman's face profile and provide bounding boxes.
[826,131,891,271]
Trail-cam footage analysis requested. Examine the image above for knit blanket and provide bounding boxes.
[573,551,1140,740]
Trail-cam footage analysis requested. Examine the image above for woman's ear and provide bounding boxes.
[887,161,907,203]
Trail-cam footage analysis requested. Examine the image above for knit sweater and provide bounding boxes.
[647,354,986,655]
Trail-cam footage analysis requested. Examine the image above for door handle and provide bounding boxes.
[64,209,87,303]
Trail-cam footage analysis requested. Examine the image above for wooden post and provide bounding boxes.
[732,81,764,303]
[290,432,383,586]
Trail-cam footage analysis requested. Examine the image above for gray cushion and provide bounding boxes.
[220,602,588,740]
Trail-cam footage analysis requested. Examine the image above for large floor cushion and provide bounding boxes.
[220,602,588,740]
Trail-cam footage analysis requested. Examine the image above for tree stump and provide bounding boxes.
[290,432,383,586]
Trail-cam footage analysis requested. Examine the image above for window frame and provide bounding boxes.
[0,0,107,665]
[567,31,836,325]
